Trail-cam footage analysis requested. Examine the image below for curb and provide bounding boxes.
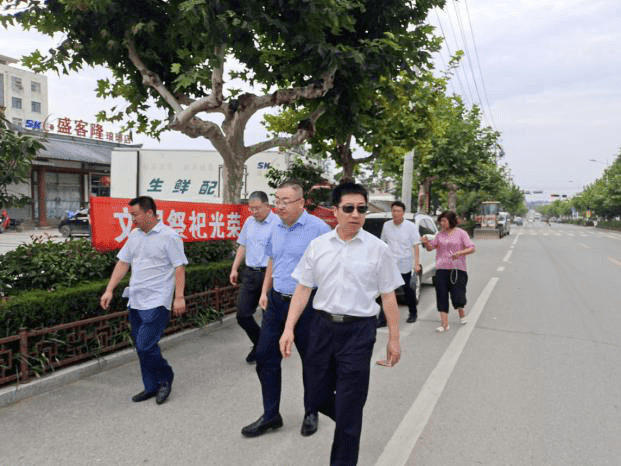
[0,314,236,408]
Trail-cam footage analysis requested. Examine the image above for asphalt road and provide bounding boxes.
[0,227,67,256]
[0,222,619,465]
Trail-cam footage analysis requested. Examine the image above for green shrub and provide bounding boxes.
[185,240,236,264]
[0,261,233,337]
[0,238,236,296]
[0,238,117,296]
[597,220,621,231]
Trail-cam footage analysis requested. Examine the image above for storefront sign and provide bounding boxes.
[90,196,251,252]
[31,115,134,143]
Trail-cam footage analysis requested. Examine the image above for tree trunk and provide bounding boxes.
[445,182,458,211]
[221,156,245,203]
[417,177,435,214]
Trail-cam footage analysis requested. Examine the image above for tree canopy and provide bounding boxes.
[2,0,445,201]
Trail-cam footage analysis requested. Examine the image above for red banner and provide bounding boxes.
[90,196,252,252]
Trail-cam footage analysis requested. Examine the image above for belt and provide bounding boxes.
[246,266,266,272]
[273,289,293,302]
[316,309,371,324]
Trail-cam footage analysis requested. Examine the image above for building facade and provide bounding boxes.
[0,54,49,130]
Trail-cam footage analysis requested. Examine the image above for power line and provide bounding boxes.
[434,3,497,132]
[451,1,486,116]
[433,8,474,108]
[462,0,497,129]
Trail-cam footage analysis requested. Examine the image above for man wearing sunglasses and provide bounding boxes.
[242,181,330,439]
[280,182,403,466]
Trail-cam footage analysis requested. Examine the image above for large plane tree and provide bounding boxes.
[2,0,445,201]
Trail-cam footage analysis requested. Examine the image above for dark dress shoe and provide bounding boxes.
[245,347,257,364]
[156,381,172,405]
[132,390,156,402]
[300,412,318,437]
[406,315,417,323]
[241,414,283,437]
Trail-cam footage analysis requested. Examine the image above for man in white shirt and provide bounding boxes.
[377,200,421,326]
[280,182,402,466]
[100,196,188,405]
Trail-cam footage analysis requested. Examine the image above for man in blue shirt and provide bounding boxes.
[241,181,331,438]
[230,191,277,363]
[100,196,188,405]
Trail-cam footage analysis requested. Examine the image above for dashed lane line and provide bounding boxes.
[608,257,621,267]
[502,250,513,263]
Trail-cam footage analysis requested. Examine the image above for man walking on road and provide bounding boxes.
[229,191,277,363]
[241,181,330,438]
[100,196,188,405]
[377,200,420,326]
[280,182,402,466]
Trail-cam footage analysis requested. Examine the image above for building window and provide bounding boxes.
[31,81,41,93]
[11,76,23,91]
[11,97,22,109]
[31,101,41,113]
[12,118,23,127]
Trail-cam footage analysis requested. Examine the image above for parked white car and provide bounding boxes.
[363,212,439,302]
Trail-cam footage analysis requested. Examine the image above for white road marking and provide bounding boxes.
[374,277,499,466]
[497,266,505,272]
[579,242,591,249]
[608,257,621,267]
[502,250,513,262]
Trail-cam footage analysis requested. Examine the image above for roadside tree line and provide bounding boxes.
[2,0,524,215]
[538,151,621,222]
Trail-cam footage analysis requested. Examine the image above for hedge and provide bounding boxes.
[0,238,235,296]
[0,260,233,338]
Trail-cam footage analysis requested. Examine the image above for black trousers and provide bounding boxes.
[306,313,377,466]
[236,268,265,346]
[377,271,417,324]
[255,288,316,419]
[434,269,468,312]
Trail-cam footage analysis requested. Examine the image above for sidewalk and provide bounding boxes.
[0,298,425,466]
[0,310,339,465]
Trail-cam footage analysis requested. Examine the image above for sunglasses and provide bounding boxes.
[340,204,368,214]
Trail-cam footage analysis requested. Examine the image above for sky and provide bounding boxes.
[2,0,621,202]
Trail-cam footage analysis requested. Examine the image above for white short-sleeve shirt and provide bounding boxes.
[292,228,404,317]
[117,221,188,310]
[381,219,420,274]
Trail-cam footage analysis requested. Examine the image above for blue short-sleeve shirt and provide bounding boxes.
[266,210,331,295]
[237,211,277,268]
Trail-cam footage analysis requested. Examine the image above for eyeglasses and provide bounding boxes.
[274,197,302,207]
[340,204,368,214]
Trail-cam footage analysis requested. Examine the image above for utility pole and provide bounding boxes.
[401,150,414,212]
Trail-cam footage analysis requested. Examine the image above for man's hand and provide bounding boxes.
[100,290,113,310]
[259,292,268,310]
[172,296,186,316]
[386,338,401,366]
[229,269,239,286]
[279,328,295,358]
